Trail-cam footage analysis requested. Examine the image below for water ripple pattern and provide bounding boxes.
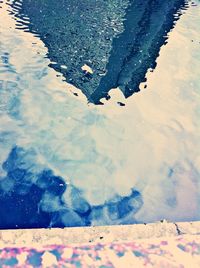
[10,0,188,103]
[0,0,200,228]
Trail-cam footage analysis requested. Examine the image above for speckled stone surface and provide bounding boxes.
[0,221,200,247]
[0,222,200,267]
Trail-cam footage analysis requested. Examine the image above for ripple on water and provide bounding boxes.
[0,0,200,228]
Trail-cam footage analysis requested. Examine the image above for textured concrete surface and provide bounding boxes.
[0,221,200,247]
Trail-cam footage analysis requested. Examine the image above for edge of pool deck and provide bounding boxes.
[0,221,200,247]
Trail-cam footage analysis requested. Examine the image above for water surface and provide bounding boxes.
[0,0,200,228]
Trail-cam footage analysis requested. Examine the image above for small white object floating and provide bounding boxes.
[60,65,68,69]
[81,64,93,74]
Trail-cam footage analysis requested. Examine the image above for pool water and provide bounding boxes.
[0,0,200,228]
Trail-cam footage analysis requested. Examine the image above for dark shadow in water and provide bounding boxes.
[91,0,188,103]
[10,0,188,104]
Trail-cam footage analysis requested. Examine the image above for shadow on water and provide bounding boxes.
[10,0,188,104]
[91,0,188,103]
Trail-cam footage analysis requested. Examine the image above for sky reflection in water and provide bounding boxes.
[0,0,200,228]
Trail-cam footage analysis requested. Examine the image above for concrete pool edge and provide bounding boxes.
[0,221,200,247]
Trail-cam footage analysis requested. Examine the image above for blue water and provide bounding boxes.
[10,0,187,103]
[0,0,200,229]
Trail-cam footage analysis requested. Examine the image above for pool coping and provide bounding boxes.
[0,221,200,247]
